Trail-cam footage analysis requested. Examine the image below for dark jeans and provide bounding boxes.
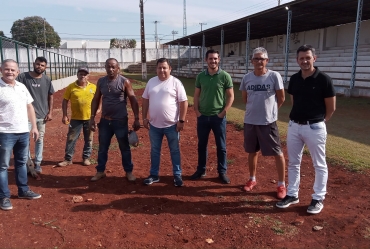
[64,119,93,161]
[0,132,30,198]
[96,117,133,173]
[196,115,227,174]
[149,124,181,176]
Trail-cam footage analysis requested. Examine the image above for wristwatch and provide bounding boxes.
[179,120,185,123]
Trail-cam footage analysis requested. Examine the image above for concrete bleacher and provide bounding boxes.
[176,45,370,97]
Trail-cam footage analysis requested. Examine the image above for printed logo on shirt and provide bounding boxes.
[32,82,41,87]
[247,84,271,91]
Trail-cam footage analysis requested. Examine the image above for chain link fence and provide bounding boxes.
[0,36,86,80]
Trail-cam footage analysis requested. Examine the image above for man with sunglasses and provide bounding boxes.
[239,47,286,199]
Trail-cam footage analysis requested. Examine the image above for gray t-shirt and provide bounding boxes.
[239,70,284,125]
[16,72,55,119]
[98,75,128,120]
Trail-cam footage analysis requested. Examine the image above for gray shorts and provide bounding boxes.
[243,122,282,156]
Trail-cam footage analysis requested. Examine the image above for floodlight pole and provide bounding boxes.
[220,28,224,68]
[202,33,205,71]
[245,21,250,72]
[177,42,180,77]
[350,0,363,90]
[284,9,292,84]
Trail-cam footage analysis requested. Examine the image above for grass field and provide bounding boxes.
[124,72,370,171]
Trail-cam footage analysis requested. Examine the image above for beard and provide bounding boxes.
[34,68,45,75]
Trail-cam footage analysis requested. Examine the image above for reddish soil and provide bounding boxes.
[1,74,369,248]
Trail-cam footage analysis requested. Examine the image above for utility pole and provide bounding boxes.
[140,0,147,79]
[199,22,207,31]
[183,0,187,36]
[154,21,159,59]
[171,30,178,41]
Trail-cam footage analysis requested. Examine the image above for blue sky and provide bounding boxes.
[0,0,294,43]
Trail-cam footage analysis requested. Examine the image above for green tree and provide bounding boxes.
[0,30,4,37]
[11,16,61,48]
[110,38,137,48]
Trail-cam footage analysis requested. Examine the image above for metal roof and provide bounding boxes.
[166,0,370,47]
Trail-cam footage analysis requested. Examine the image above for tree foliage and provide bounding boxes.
[110,38,137,49]
[11,16,61,48]
[0,30,4,37]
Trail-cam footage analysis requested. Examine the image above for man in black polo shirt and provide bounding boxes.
[276,44,336,214]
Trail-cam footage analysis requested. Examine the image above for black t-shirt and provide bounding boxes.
[288,67,335,121]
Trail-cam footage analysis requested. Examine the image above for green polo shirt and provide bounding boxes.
[195,68,233,116]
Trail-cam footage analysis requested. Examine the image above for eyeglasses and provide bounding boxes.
[252,58,268,62]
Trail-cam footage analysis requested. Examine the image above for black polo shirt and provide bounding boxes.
[288,67,335,122]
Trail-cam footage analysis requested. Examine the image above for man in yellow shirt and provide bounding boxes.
[57,67,97,166]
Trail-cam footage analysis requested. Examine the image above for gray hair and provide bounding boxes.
[252,47,268,58]
[1,59,19,69]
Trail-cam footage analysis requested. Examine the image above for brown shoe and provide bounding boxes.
[91,172,106,181]
[83,158,91,166]
[57,160,72,167]
[126,172,136,182]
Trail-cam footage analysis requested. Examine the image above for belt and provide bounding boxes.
[102,116,127,121]
[292,120,324,125]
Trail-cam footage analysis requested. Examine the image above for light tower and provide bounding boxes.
[183,0,187,36]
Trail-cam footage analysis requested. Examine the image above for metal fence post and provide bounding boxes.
[48,51,53,80]
[15,42,19,64]
[284,10,292,84]
[53,53,57,79]
[188,38,191,78]
[58,54,61,79]
[26,46,31,71]
[0,37,4,62]
[350,0,363,90]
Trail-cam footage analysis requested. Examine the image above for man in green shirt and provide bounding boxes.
[191,49,234,184]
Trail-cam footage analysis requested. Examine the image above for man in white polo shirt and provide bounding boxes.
[142,58,188,187]
[0,59,42,211]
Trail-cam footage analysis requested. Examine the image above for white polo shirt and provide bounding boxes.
[0,78,34,133]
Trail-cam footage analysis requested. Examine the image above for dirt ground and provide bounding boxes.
[1,74,369,248]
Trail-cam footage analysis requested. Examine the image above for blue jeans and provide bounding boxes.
[149,124,181,176]
[96,118,133,173]
[64,119,93,161]
[28,119,46,166]
[196,115,227,174]
[0,132,30,198]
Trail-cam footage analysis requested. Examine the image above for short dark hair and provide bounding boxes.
[35,56,47,64]
[205,49,219,59]
[296,44,316,57]
[156,58,171,67]
[105,58,119,65]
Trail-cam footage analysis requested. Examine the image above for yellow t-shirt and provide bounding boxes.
[63,81,96,120]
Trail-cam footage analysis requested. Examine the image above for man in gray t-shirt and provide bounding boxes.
[239,47,286,199]
[16,57,54,175]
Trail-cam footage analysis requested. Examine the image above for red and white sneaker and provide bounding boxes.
[277,185,287,199]
[243,179,257,192]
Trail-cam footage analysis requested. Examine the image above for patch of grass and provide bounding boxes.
[271,226,285,235]
[226,159,234,164]
[234,123,244,131]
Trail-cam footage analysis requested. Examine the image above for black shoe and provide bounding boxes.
[143,175,159,185]
[190,170,206,180]
[219,173,230,184]
[276,195,299,208]
[174,175,183,187]
[307,199,324,214]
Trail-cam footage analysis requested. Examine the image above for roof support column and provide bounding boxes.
[220,28,224,68]
[245,21,250,72]
[350,0,363,90]
[188,38,191,78]
[177,42,180,77]
[284,9,292,85]
[202,33,205,71]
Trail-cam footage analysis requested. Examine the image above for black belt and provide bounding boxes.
[292,120,324,125]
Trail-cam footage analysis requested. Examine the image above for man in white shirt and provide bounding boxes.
[142,58,188,187]
[0,59,41,211]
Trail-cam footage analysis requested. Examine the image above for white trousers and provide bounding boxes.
[287,120,328,201]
